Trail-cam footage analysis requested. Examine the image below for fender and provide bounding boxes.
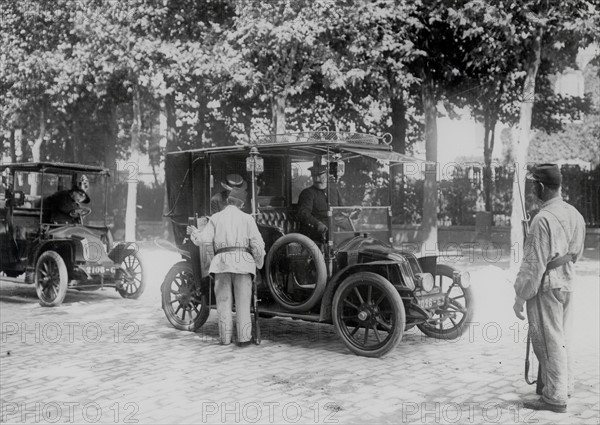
[319,260,409,322]
[26,239,75,282]
[108,242,139,263]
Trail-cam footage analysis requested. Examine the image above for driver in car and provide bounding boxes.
[297,164,343,240]
[45,175,90,224]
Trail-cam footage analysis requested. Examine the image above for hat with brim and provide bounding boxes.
[526,163,562,187]
[221,174,245,191]
[308,164,328,176]
[71,188,90,204]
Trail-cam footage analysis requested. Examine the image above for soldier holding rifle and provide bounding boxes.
[513,163,585,413]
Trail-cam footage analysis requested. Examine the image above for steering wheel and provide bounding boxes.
[69,207,92,218]
[339,208,362,232]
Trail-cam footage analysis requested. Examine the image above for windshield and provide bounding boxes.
[330,206,391,246]
[337,155,389,207]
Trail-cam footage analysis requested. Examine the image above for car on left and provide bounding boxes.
[0,162,145,306]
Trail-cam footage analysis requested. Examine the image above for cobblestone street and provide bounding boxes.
[1,245,598,425]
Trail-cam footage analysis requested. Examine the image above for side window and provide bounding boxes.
[291,161,313,204]
[13,172,71,209]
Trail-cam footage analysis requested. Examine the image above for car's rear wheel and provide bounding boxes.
[265,233,327,312]
[117,251,145,299]
[161,261,209,331]
[35,251,68,307]
[417,264,474,340]
[332,272,405,358]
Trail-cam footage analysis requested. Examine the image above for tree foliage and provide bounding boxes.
[1,0,599,239]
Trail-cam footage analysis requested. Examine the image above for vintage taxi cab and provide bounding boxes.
[0,162,145,306]
[161,132,473,357]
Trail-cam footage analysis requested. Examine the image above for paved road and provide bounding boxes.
[1,245,598,424]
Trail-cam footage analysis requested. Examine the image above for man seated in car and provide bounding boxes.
[297,164,343,240]
[44,175,90,224]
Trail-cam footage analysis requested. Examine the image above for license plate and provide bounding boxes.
[86,266,114,275]
[418,296,444,309]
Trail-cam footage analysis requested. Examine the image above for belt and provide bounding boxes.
[214,246,252,255]
[545,254,575,273]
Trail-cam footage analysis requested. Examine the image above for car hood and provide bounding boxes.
[337,235,420,261]
[337,235,395,258]
[47,225,105,240]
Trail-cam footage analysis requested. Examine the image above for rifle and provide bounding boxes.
[252,275,261,345]
[516,166,538,386]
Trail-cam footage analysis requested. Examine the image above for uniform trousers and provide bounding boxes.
[527,287,574,406]
[214,272,252,345]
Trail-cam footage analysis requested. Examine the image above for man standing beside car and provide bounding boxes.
[187,188,265,346]
[513,163,585,413]
[297,164,343,240]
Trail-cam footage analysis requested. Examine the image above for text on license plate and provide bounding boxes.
[418,296,444,309]
[85,266,114,274]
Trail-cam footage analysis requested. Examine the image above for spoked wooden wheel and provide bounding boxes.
[417,264,474,340]
[332,272,405,357]
[117,252,145,299]
[161,261,209,331]
[35,251,68,307]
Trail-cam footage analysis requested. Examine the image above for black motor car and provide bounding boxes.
[161,132,473,357]
[0,162,145,306]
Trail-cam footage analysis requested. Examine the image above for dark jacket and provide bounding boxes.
[44,190,82,223]
[297,185,343,238]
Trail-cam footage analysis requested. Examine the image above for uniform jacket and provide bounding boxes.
[191,205,265,276]
[514,197,586,301]
[297,185,343,232]
[44,190,82,223]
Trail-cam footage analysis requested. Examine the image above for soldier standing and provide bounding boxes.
[513,163,586,413]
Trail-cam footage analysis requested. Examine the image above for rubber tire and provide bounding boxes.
[332,272,405,358]
[117,251,145,299]
[417,264,475,340]
[35,251,68,307]
[265,233,327,312]
[161,261,210,331]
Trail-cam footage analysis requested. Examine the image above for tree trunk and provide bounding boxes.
[31,109,46,162]
[194,85,205,149]
[390,88,408,223]
[482,113,495,212]
[271,94,287,134]
[421,77,438,254]
[102,100,118,171]
[125,86,142,242]
[162,93,177,240]
[9,128,16,163]
[510,29,543,270]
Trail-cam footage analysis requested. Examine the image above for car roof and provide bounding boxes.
[166,132,426,164]
[0,162,109,175]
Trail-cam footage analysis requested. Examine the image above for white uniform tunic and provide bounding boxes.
[191,205,265,275]
[515,197,585,301]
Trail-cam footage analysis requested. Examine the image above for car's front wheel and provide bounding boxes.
[332,272,405,357]
[417,264,474,340]
[117,251,145,299]
[35,251,68,307]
